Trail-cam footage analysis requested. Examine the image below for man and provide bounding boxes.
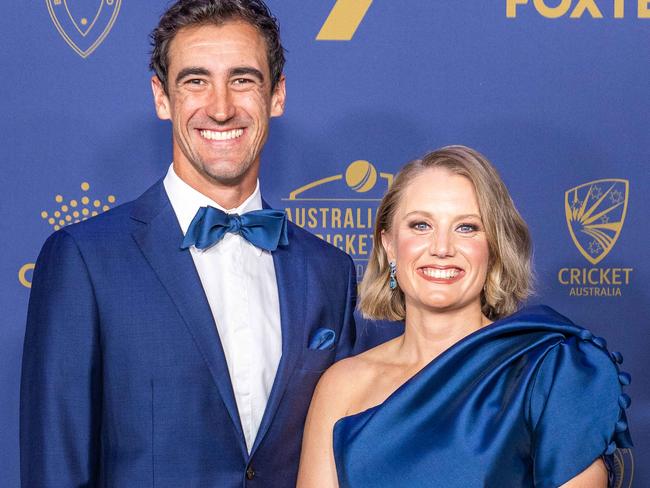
[20,1,357,486]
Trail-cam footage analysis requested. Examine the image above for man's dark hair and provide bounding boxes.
[150,0,285,93]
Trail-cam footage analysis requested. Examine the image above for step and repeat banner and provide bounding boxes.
[1,1,647,486]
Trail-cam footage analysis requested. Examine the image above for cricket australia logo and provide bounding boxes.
[283,160,393,281]
[46,0,122,58]
[565,179,629,265]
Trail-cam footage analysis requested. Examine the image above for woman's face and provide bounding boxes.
[382,168,490,316]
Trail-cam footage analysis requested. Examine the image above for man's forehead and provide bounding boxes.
[167,21,270,71]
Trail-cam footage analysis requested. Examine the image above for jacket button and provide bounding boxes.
[246,466,255,480]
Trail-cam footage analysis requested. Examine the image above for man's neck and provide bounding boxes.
[172,163,258,210]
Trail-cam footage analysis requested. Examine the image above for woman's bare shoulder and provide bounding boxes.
[325,337,401,382]
[312,337,403,414]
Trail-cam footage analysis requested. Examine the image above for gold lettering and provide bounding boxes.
[614,0,625,17]
[297,209,303,227]
[622,268,633,284]
[534,0,572,18]
[318,208,330,226]
[307,208,318,228]
[601,268,612,284]
[558,267,633,286]
[343,209,354,228]
[558,268,570,284]
[358,234,368,256]
[587,268,599,284]
[640,0,650,17]
[571,0,604,17]
[345,234,357,254]
[331,208,342,229]
[19,263,35,288]
[356,208,366,229]
[507,0,529,17]
[611,268,621,285]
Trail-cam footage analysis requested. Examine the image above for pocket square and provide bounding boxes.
[308,328,337,351]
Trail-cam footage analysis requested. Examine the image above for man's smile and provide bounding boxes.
[199,128,245,141]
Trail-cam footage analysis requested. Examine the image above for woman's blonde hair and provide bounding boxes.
[359,145,533,321]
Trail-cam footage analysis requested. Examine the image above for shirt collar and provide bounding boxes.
[163,164,264,254]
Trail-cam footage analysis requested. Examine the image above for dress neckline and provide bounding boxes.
[334,305,571,429]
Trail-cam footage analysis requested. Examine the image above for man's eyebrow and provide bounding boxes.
[230,66,265,82]
[175,67,210,84]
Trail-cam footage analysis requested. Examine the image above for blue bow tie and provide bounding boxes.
[181,206,289,252]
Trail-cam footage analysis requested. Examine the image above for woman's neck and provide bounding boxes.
[396,303,491,368]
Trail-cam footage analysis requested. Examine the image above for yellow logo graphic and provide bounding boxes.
[288,160,391,200]
[565,179,628,265]
[317,0,373,41]
[41,181,117,231]
[19,182,118,288]
[558,178,633,297]
[284,160,392,280]
[46,0,122,58]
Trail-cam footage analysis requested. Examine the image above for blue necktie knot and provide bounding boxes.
[227,214,242,234]
[181,206,289,252]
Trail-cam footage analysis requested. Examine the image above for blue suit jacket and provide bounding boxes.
[20,181,358,487]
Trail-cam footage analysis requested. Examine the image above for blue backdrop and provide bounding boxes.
[1,1,647,486]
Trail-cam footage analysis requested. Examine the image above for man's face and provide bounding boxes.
[152,21,285,191]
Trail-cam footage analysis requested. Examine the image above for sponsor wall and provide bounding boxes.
[1,1,647,485]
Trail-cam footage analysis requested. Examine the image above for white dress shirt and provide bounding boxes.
[163,165,282,453]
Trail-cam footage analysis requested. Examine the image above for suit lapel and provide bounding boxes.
[130,182,246,456]
[251,225,306,454]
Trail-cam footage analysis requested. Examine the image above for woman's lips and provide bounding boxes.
[417,266,464,284]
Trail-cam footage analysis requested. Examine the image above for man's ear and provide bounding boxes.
[151,76,171,121]
[270,75,286,118]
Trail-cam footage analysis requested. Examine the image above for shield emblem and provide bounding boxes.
[611,449,634,488]
[46,0,122,58]
[564,179,629,265]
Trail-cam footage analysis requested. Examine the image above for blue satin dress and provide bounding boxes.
[334,306,632,488]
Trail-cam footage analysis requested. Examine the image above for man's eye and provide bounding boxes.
[184,79,206,86]
[233,78,254,85]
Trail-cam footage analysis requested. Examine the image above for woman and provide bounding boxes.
[297,146,632,487]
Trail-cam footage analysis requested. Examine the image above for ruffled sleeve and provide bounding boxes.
[527,331,632,487]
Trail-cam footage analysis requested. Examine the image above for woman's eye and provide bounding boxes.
[410,222,430,231]
[457,223,479,233]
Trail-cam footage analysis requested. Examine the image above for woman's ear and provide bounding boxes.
[381,229,395,262]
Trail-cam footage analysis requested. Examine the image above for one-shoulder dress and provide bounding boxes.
[333,306,633,487]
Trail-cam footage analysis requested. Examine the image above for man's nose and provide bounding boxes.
[207,86,236,122]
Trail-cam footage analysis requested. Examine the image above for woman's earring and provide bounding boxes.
[389,261,397,290]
